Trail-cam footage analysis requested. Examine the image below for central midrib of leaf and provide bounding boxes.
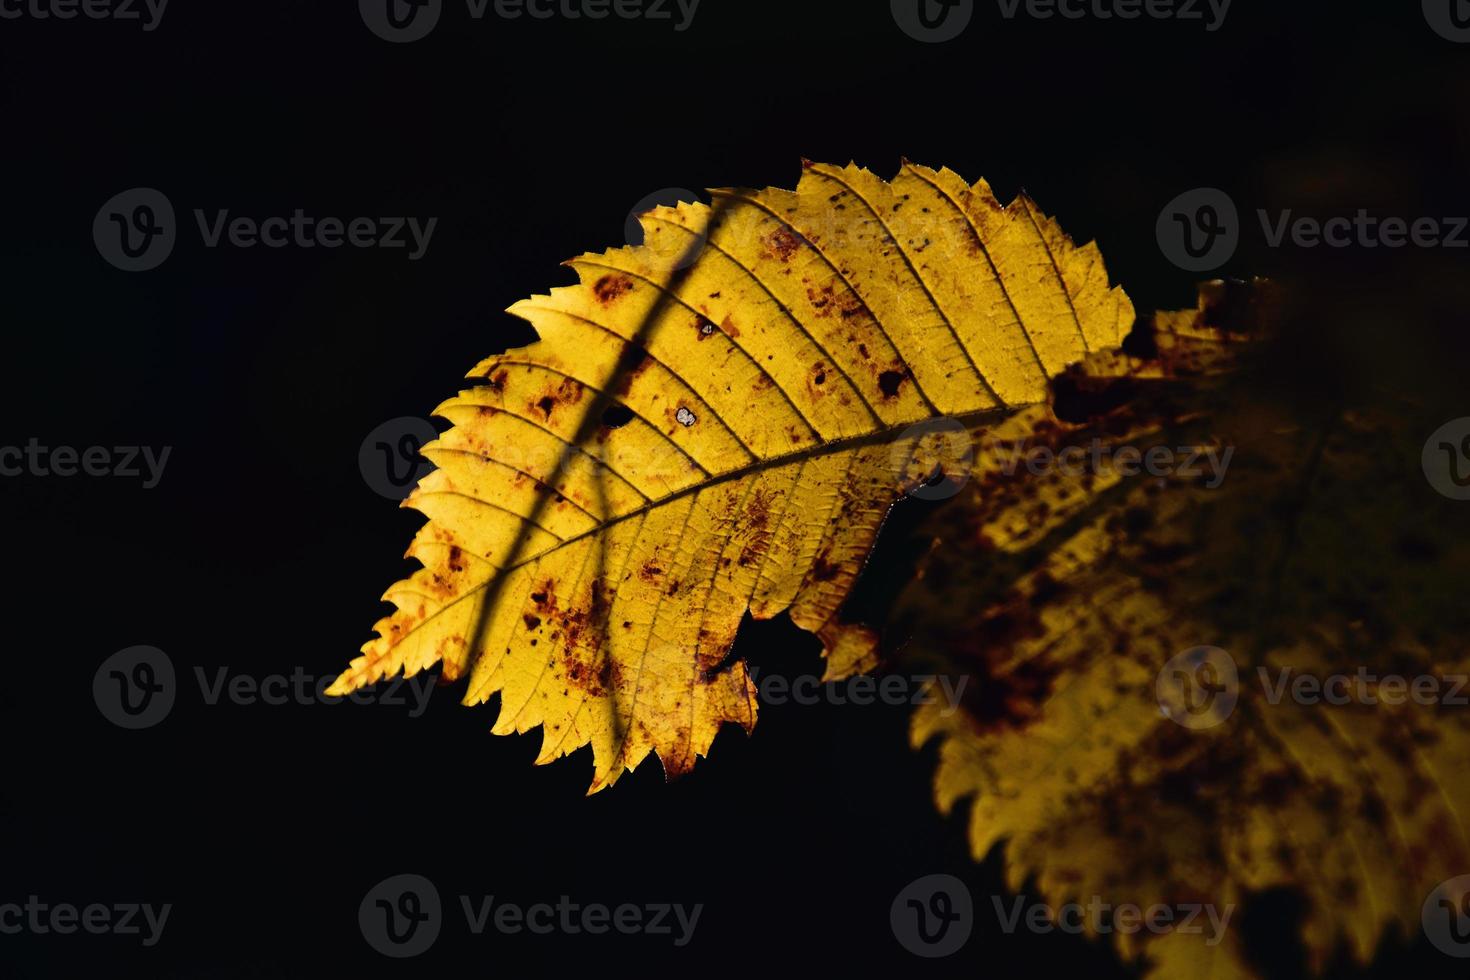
[487,404,1018,575]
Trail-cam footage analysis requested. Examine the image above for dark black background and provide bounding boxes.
[2,1,1467,976]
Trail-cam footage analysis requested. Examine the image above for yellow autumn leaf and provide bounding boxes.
[328,161,1133,791]
[901,282,1470,978]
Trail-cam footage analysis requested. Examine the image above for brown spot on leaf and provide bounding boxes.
[806,283,836,316]
[593,274,633,304]
[746,488,776,532]
[810,555,842,582]
[763,226,801,261]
